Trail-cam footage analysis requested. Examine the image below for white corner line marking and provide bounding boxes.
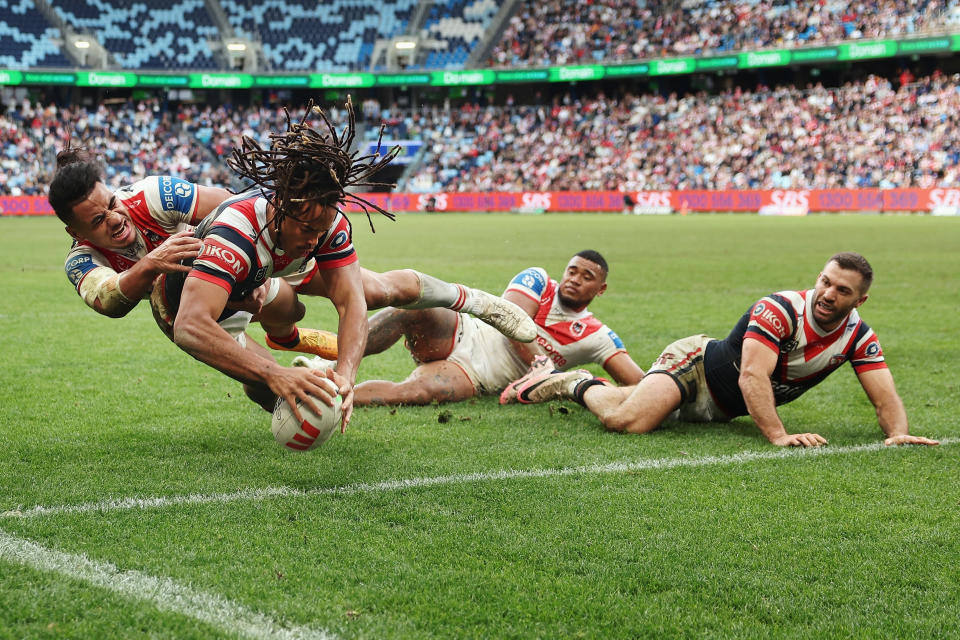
[0,528,336,640]
[2,438,955,520]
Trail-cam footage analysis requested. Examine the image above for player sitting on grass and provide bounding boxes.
[322,250,644,406]
[154,100,535,428]
[507,252,940,448]
[50,147,340,359]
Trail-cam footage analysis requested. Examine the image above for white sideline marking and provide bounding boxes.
[2,438,954,521]
[0,529,335,640]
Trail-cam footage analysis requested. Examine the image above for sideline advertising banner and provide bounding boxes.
[5,190,959,216]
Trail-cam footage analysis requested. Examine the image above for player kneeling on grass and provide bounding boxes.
[154,99,536,429]
[340,250,644,406]
[508,252,939,447]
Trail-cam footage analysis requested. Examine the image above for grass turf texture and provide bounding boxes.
[0,213,957,639]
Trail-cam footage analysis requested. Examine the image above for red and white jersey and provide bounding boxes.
[505,267,626,370]
[64,176,200,295]
[188,193,356,301]
[704,288,887,417]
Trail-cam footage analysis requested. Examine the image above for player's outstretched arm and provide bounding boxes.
[173,277,335,422]
[857,368,939,446]
[315,260,367,429]
[740,338,827,447]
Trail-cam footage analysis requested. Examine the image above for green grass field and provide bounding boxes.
[1,213,958,639]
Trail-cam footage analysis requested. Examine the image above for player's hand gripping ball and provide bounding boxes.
[272,378,342,451]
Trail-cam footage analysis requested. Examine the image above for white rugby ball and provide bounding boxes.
[271,380,342,451]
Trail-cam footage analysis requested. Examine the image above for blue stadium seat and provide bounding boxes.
[219,0,416,71]
[421,0,497,69]
[0,0,72,68]
[49,0,219,69]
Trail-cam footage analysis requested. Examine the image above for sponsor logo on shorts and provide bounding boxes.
[655,353,676,366]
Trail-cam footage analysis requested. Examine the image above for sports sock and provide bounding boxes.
[398,271,467,310]
[266,327,300,349]
[572,378,606,406]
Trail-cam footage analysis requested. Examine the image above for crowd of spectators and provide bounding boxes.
[0,97,379,196]
[403,72,960,192]
[489,0,958,67]
[3,71,960,196]
[0,98,229,195]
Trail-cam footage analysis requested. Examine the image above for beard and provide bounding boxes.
[557,291,586,310]
[812,294,853,328]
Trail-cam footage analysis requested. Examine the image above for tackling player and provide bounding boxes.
[509,252,940,448]
[342,250,645,405]
[50,147,340,358]
[155,101,536,428]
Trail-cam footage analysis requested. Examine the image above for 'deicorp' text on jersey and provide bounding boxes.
[188,194,356,301]
[704,289,887,417]
[505,267,626,369]
[64,176,199,295]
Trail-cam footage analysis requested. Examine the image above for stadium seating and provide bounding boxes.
[49,0,220,69]
[9,72,960,197]
[488,0,955,67]
[218,0,416,71]
[0,0,72,68]
[420,0,498,69]
[402,73,960,192]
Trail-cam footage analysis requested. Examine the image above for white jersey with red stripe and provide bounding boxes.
[188,194,356,302]
[445,267,627,393]
[64,176,200,295]
[704,289,887,417]
[505,267,626,370]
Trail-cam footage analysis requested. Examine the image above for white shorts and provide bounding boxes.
[445,315,528,394]
[647,334,731,423]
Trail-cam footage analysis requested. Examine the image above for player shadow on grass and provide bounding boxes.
[655,418,760,441]
[528,400,763,442]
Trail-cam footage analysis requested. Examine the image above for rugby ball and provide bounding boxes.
[271,379,342,451]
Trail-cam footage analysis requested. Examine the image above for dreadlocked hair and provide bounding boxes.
[227,96,401,234]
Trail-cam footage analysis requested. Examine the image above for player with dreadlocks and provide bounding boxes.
[50,144,339,361]
[155,99,536,428]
